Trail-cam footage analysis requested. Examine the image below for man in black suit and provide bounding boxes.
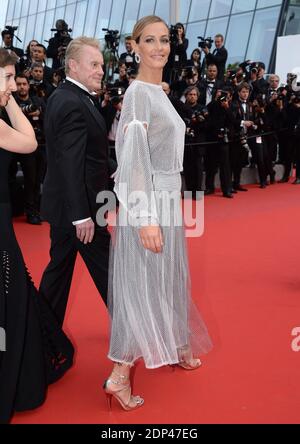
[119,36,137,71]
[39,37,110,326]
[203,34,228,81]
[198,64,223,106]
[1,30,24,58]
[31,44,53,83]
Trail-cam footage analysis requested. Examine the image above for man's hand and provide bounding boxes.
[139,225,163,254]
[76,219,95,244]
[243,120,254,128]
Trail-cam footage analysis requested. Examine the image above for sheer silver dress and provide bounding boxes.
[107,80,212,369]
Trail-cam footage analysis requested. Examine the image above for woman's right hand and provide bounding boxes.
[139,225,163,254]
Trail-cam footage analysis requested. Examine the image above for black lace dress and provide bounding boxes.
[0,147,74,424]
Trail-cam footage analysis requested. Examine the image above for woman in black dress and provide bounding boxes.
[0,49,73,424]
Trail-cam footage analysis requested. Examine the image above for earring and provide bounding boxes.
[135,53,141,64]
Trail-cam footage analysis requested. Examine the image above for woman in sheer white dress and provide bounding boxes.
[103,15,212,411]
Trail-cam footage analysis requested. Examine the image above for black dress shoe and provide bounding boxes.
[259,183,267,189]
[204,189,215,195]
[223,193,234,198]
[231,189,238,194]
[26,213,42,225]
[292,178,300,185]
[278,177,289,183]
[233,185,248,192]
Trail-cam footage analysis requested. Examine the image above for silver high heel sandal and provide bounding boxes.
[103,371,144,411]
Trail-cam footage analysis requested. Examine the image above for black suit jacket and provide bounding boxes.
[205,46,228,81]
[198,79,223,106]
[41,80,109,227]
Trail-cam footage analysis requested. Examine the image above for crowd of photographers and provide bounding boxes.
[1,20,300,224]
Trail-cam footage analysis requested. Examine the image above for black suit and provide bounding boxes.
[205,47,228,81]
[230,100,255,186]
[4,46,24,58]
[198,79,223,106]
[39,80,110,325]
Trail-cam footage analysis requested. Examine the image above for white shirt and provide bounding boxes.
[66,76,92,226]
[206,80,215,105]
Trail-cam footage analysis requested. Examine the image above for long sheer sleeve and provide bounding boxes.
[114,85,158,227]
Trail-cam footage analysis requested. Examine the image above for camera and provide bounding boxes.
[18,55,31,71]
[102,28,120,51]
[192,109,207,123]
[287,73,297,84]
[169,25,180,45]
[227,69,237,81]
[5,25,18,35]
[197,36,213,50]
[20,103,39,114]
[239,127,253,158]
[183,118,195,138]
[127,66,138,76]
[218,128,229,144]
[217,90,229,103]
[292,92,300,104]
[276,86,288,101]
[182,65,197,80]
[106,84,125,100]
[250,62,260,74]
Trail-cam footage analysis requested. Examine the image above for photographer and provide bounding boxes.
[171,65,199,100]
[230,82,256,191]
[224,67,247,99]
[187,48,202,75]
[29,62,53,98]
[198,64,223,106]
[283,93,300,184]
[100,88,124,162]
[31,44,53,83]
[205,90,236,198]
[1,28,24,58]
[46,19,72,70]
[113,62,130,90]
[12,74,46,224]
[164,23,189,83]
[203,34,228,81]
[183,86,208,196]
[249,62,269,100]
[120,36,137,71]
[251,96,276,188]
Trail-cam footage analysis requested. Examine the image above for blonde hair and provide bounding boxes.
[132,15,168,43]
[65,36,101,74]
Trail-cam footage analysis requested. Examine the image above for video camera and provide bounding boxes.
[102,29,120,52]
[3,24,22,43]
[4,25,18,36]
[197,36,213,51]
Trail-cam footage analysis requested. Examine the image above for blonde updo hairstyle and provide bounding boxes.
[132,15,169,44]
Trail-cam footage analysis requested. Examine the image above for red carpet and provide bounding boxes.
[11,180,300,424]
